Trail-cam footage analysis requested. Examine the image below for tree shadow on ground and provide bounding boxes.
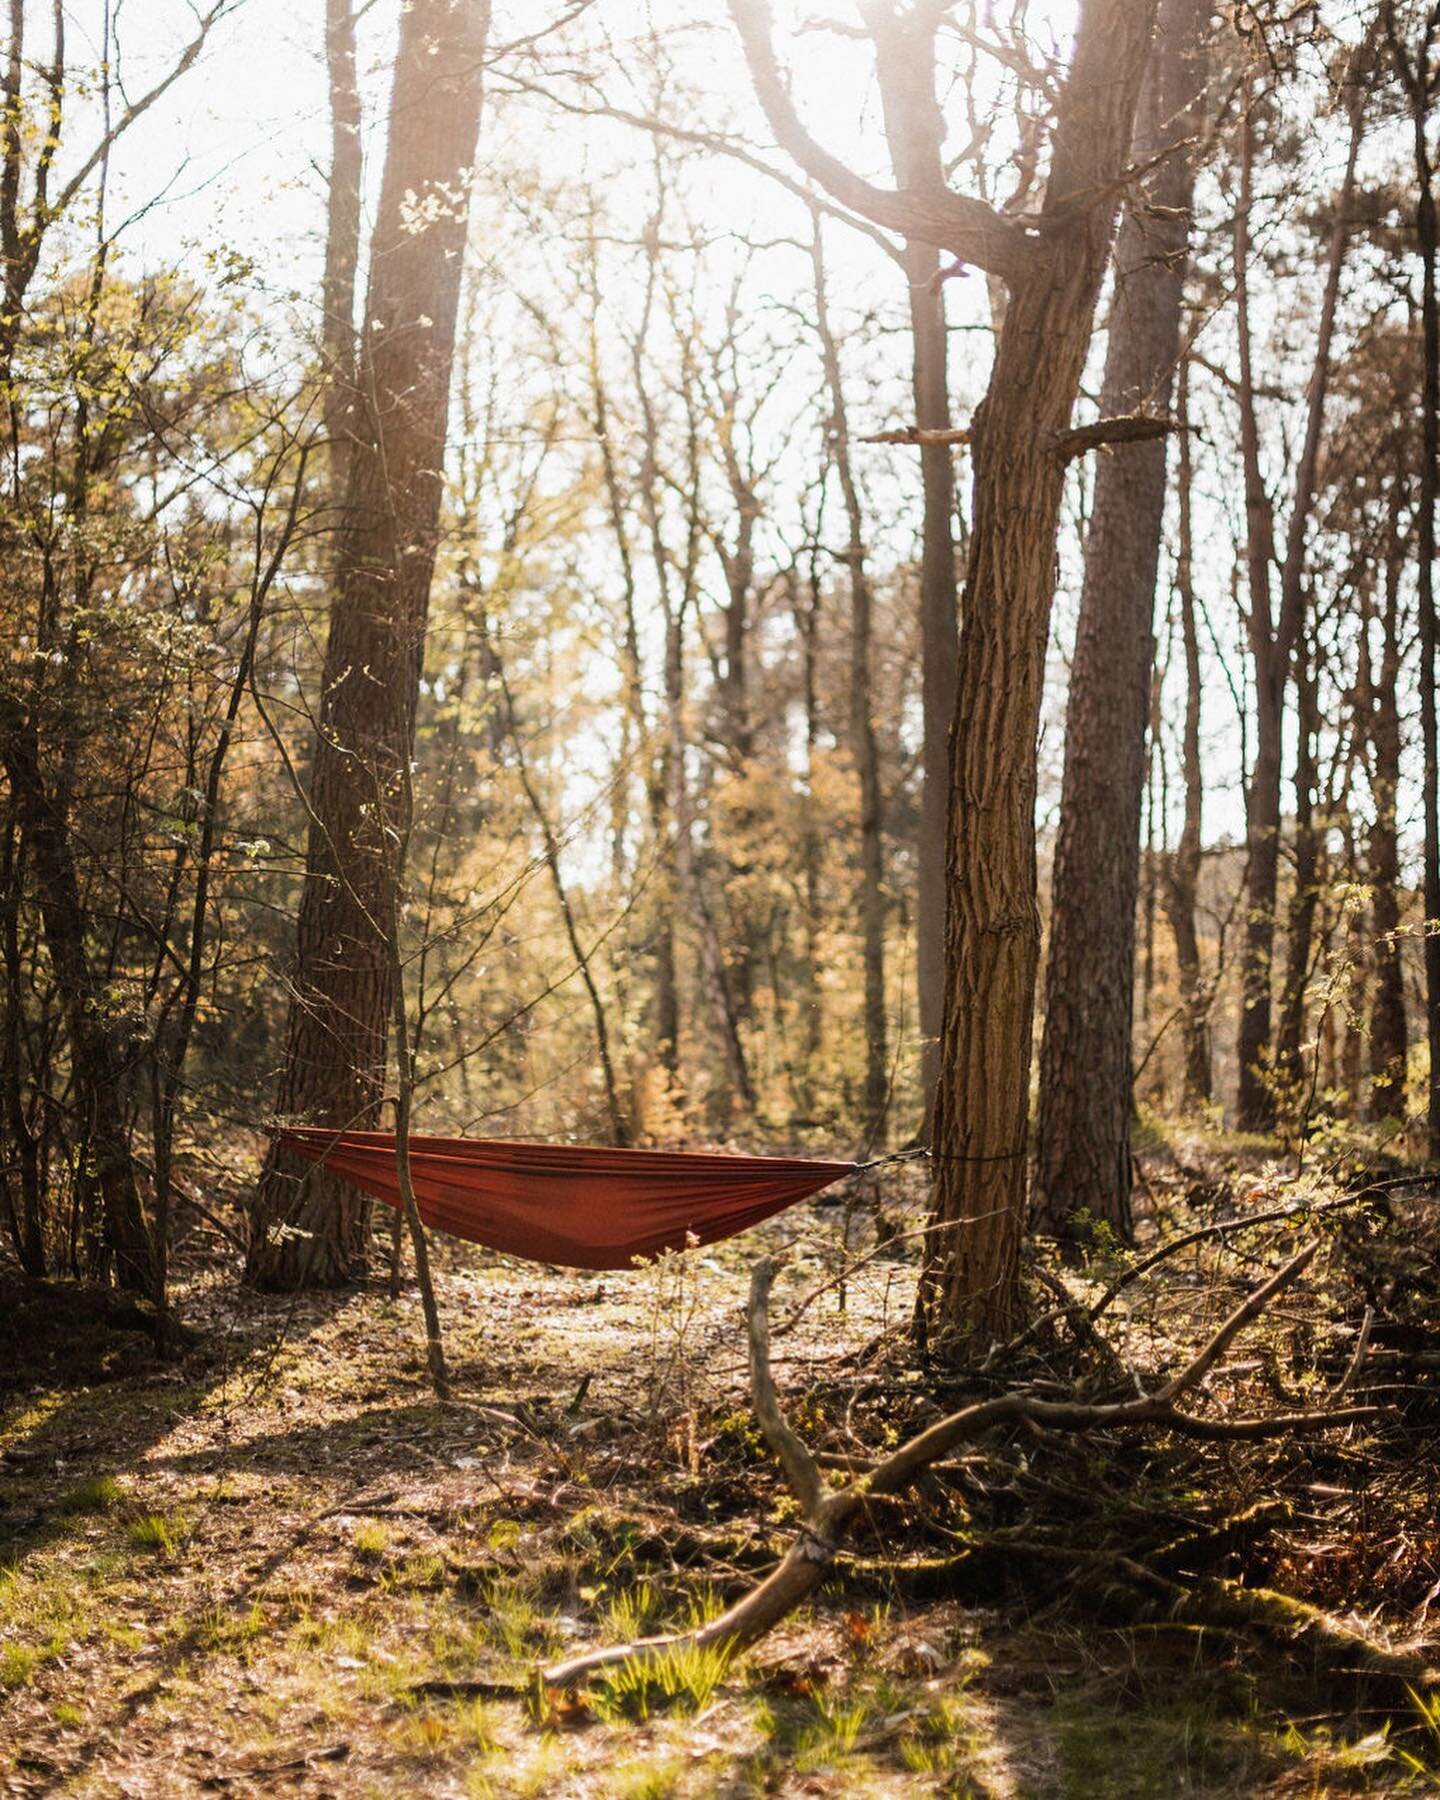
[0,1269,362,1569]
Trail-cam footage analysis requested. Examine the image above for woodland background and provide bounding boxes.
[4,0,1440,1793]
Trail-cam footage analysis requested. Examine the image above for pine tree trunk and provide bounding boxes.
[0,704,156,1297]
[1369,539,1408,1120]
[1234,49,1367,1129]
[1232,87,1280,1131]
[1275,641,1321,1111]
[248,0,490,1290]
[923,0,1159,1345]
[909,246,959,1135]
[1163,358,1212,1108]
[796,559,827,1103]
[811,220,889,1144]
[1393,13,1440,1157]
[1033,0,1205,1245]
[867,7,958,1131]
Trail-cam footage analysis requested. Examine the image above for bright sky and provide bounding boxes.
[50,0,1397,864]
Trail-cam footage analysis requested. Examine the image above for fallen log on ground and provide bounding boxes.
[540,1241,1397,1690]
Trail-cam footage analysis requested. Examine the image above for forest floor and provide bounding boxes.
[3,1128,1440,1798]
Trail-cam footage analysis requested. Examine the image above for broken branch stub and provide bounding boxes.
[1052,412,1186,459]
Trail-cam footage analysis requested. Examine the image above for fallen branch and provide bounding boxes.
[1112,1563,1439,1694]
[1330,1305,1376,1400]
[540,1242,1374,1689]
[991,1543,1439,1694]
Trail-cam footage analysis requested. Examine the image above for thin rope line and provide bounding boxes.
[853,1145,1028,1174]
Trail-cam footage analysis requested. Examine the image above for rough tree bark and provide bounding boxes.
[248,0,491,1289]
[1033,0,1206,1246]
[925,0,1168,1340]
[731,0,1159,1343]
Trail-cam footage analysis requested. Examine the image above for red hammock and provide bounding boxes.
[276,1127,855,1270]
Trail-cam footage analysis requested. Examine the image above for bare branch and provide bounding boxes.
[726,0,1035,282]
[860,425,972,447]
[496,74,905,267]
[746,1258,827,1518]
[1052,413,1185,460]
[1155,1240,1319,1404]
[1087,1186,1376,1325]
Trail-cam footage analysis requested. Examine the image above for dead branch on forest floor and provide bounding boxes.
[538,1241,1391,1690]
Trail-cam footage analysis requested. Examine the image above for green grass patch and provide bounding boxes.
[1054,1689,1270,1798]
[609,1754,690,1799]
[351,1521,390,1561]
[590,1638,732,1724]
[57,1474,124,1515]
[126,1510,187,1555]
[1,1641,47,1687]
[196,1600,267,1655]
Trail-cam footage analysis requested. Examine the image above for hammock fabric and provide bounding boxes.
[276,1127,855,1270]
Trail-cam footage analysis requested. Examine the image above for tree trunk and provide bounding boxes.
[911,255,960,1138]
[1163,358,1212,1108]
[810,218,888,1144]
[794,555,827,1105]
[0,702,156,1297]
[1420,46,1440,1162]
[1033,0,1205,1245]
[385,754,450,1401]
[1369,539,1408,1121]
[1275,636,1321,1113]
[727,0,1153,1335]
[1384,4,1440,1155]
[923,0,1160,1344]
[248,0,490,1289]
[587,279,679,1078]
[487,622,630,1146]
[1232,86,1280,1130]
[1234,50,1368,1129]
[1,806,44,1275]
[321,0,362,499]
[865,4,957,1132]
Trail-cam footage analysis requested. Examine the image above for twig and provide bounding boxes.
[748,1259,827,1518]
[1154,1241,1318,1403]
[1330,1305,1376,1401]
[1087,1188,1374,1324]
